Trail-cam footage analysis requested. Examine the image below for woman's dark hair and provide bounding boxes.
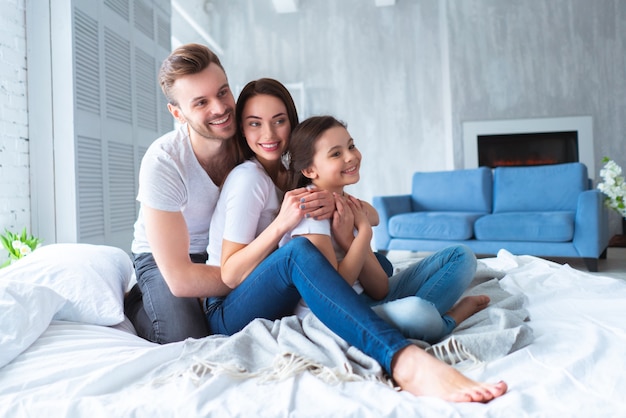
[288,116,346,189]
[236,78,299,160]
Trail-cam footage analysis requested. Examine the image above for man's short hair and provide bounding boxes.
[158,43,224,106]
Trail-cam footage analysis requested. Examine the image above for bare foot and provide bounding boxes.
[446,295,490,325]
[392,345,507,402]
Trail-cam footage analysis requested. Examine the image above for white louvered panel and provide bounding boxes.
[104,28,132,123]
[74,9,100,115]
[137,145,149,164]
[134,0,154,40]
[135,48,157,131]
[77,135,105,239]
[104,0,129,21]
[156,13,170,50]
[108,142,136,232]
[34,0,171,250]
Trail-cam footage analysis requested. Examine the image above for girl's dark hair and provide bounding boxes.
[236,78,299,160]
[288,116,346,189]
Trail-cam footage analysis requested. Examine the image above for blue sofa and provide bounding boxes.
[372,162,610,271]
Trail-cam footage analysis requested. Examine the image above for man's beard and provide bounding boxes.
[187,115,235,141]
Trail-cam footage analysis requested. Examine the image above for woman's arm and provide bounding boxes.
[220,187,317,288]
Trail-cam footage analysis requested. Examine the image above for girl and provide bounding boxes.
[285,115,490,343]
[206,80,507,402]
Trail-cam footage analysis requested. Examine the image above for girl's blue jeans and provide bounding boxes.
[205,237,410,374]
[362,245,477,343]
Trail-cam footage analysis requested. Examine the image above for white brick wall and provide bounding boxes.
[0,0,30,259]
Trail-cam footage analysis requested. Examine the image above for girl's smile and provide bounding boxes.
[304,126,361,193]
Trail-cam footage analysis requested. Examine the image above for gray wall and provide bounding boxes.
[176,0,626,235]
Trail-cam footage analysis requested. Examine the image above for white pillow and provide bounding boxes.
[0,280,66,368]
[0,243,133,326]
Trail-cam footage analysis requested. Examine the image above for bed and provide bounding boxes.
[1,243,625,417]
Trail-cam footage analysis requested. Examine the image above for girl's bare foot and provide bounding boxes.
[391,344,507,402]
[446,295,490,325]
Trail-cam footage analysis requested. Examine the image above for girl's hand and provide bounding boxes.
[331,193,355,252]
[298,186,334,220]
[346,196,372,238]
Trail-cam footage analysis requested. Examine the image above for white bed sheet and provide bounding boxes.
[1,252,626,417]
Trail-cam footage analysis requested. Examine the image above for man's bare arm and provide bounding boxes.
[143,206,231,298]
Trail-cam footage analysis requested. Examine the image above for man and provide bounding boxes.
[125,43,241,343]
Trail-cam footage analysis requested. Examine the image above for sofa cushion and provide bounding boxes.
[389,212,485,240]
[493,162,587,213]
[411,167,492,212]
[474,211,575,242]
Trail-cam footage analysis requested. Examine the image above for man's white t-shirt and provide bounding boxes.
[132,123,221,254]
[207,158,282,266]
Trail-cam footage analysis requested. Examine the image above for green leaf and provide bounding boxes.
[0,234,11,252]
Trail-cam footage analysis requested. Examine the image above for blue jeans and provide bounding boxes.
[362,245,477,343]
[125,252,210,343]
[205,237,410,374]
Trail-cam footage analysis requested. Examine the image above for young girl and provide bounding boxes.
[284,115,490,343]
[206,80,506,402]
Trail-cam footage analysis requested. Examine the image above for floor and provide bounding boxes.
[386,247,626,282]
[546,247,626,281]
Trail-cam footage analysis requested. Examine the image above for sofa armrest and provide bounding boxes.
[372,194,412,251]
[573,189,610,257]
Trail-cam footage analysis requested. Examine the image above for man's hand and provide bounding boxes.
[298,186,334,220]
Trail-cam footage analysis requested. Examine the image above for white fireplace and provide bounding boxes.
[462,116,594,176]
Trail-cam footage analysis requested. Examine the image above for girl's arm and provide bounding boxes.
[359,199,380,226]
[297,199,387,299]
[340,197,388,299]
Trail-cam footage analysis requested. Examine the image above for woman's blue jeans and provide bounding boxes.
[205,237,410,374]
[363,245,477,343]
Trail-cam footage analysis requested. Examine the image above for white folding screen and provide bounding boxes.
[27,0,171,251]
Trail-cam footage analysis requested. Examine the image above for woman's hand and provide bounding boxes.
[274,187,313,231]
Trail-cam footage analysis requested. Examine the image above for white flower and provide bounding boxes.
[18,244,32,256]
[12,240,21,250]
[597,158,626,217]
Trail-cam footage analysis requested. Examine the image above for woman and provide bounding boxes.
[205,78,507,402]
[283,115,490,343]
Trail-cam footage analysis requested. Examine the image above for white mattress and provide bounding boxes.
[1,251,626,417]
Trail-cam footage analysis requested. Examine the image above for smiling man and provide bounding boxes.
[126,43,245,343]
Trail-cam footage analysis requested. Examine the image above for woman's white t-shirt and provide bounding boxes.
[207,158,282,266]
